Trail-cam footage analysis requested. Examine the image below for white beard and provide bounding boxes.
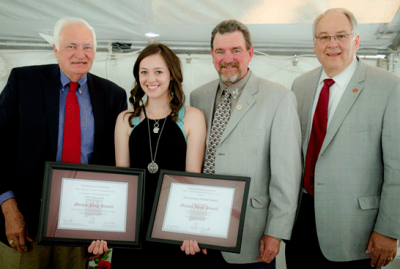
[219,70,241,84]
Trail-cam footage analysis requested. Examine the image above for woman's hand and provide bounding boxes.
[88,240,110,260]
[180,240,207,255]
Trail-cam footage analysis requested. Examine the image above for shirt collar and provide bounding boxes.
[319,57,359,89]
[60,69,88,92]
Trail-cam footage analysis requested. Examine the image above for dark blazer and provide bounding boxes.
[0,64,127,244]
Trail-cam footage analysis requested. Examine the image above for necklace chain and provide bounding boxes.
[147,116,167,174]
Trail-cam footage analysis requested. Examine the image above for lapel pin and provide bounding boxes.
[232,89,239,99]
[353,88,358,93]
[236,104,242,110]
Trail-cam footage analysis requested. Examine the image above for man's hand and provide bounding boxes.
[366,231,398,268]
[257,235,280,263]
[180,240,207,255]
[1,198,32,253]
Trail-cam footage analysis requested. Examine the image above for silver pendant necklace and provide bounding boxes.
[147,116,167,174]
[147,107,171,133]
[153,119,160,133]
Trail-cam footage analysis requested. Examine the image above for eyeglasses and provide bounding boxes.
[315,33,354,43]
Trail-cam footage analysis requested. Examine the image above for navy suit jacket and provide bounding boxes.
[0,64,127,244]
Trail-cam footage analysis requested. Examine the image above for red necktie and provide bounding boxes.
[61,82,81,163]
[303,79,335,197]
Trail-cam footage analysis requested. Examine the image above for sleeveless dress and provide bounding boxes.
[130,106,187,229]
[111,107,206,268]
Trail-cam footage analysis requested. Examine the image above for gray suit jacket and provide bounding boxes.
[293,58,400,261]
[190,73,302,263]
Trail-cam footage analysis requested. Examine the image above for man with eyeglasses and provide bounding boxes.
[285,8,400,269]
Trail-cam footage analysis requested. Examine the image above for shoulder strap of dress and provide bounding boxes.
[131,116,140,132]
[176,105,186,141]
[131,107,145,132]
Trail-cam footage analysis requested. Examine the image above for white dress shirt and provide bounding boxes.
[309,57,359,135]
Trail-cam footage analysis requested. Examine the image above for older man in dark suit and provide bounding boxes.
[0,17,127,268]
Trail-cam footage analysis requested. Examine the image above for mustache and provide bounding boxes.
[219,62,239,69]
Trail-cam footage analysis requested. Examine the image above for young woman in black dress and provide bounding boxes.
[88,43,207,267]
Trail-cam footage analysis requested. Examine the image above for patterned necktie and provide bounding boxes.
[62,82,81,163]
[303,79,335,197]
[203,90,232,174]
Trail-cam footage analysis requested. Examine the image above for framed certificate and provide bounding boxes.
[146,170,250,253]
[38,162,145,248]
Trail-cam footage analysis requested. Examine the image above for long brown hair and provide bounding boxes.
[128,43,185,125]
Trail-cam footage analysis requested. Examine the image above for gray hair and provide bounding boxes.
[211,19,252,51]
[312,8,359,38]
[53,17,97,51]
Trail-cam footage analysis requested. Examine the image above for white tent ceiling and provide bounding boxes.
[1,0,400,55]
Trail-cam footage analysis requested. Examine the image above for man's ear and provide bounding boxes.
[354,34,360,51]
[248,46,254,59]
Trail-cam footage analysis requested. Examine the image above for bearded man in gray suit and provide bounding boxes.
[190,20,302,268]
[285,8,400,269]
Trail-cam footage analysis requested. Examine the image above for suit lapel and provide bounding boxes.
[87,73,105,163]
[219,74,257,145]
[43,65,61,160]
[320,59,367,155]
[300,68,322,157]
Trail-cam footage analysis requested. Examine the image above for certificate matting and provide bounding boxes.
[57,178,128,232]
[162,182,235,238]
[146,170,250,253]
[38,162,145,248]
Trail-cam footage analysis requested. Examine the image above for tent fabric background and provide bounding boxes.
[0,49,381,99]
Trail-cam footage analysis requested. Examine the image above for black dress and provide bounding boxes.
[111,109,207,268]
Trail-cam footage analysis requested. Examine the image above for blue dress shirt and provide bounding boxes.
[56,71,95,163]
